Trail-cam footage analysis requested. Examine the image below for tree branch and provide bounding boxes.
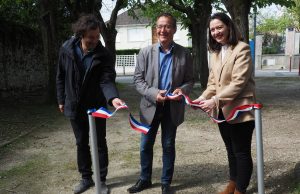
[167,0,189,15]
[108,0,128,29]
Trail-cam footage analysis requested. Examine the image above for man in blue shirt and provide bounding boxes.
[128,13,194,194]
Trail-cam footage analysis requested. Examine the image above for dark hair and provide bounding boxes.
[208,12,242,52]
[72,14,100,38]
[156,12,177,30]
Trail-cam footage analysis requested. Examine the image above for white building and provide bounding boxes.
[115,10,192,50]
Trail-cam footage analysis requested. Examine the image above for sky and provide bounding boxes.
[100,1,285,23]
[100,0,125,21]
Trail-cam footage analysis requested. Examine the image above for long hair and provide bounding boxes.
[72,14,100,38]
[208,12,242,52]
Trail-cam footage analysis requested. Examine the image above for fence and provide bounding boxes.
[116,54,300,76]
[256,54,300,71]
[115,54,137,75]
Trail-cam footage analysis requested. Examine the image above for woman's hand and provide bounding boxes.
[192,96,206,104]
[199,99,216,113]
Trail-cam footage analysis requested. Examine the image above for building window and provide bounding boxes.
[128,28,145,42]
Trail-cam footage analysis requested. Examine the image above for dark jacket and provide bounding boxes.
[56,37,119,118]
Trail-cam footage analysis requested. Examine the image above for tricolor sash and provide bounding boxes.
[88,94,262,134]
[166,93,262,123]
[89,104,150,134]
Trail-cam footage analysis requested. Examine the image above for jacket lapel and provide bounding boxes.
[171,43,178,89]
[152,44,159,88]
[217,46,233,80]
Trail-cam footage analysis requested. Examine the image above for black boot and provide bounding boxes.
[74,178,95,194]
[162,184,171,194]
[127,179,152,193]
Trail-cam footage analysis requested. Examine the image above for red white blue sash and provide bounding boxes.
[90,104,150,134]
[89,94,262,134]
[166,93,262,123]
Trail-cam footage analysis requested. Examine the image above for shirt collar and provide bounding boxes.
[75,39,96,55]
[158,42,174,53]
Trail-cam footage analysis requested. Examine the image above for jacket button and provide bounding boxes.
[218,84,221,87]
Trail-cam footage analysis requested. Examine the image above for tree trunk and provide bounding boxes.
[98,0,128,65]
[190,0,211,88]
[190,19,209,88]
[168,0,211,88]
[222,0,252,43]
[39,0,59,103]
[96,12,118,64]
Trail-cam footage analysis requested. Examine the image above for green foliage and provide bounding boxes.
[287,0,300,30]
[257,13,294,34]
[254,0,295,8]
[290,182,300,194]
[116,47,192,55]
[128,0,185,28]
[0,0,39,29]
[116,49,140,55]
[262,33,284,54]
[256,0,300,55]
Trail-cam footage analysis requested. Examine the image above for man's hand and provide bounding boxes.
[58,104,64,113]
[171,88,183,101]
[156,90,167,103]
[112,98,125,109]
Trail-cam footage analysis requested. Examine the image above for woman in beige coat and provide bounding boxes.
[193,13,255,194]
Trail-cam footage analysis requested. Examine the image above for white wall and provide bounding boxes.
[115,25,152,50]
[115,23,191,50]
[173,24,191,47]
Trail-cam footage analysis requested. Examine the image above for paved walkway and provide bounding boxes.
[255,69,299,77]
[116,70,299,84]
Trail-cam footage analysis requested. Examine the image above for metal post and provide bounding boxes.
[134,53,137,67]
[123,63,126,75]
[253,6,257,77]
[298,57,300,76]
[88,113,101,194]
[289,55,292,72]
[255,108,265,194]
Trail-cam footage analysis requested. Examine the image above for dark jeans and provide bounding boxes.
[70,113,108,182]
[140,102,177,185]
[218,110,254,193]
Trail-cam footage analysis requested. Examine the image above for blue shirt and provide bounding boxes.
[159,44,174,92]
[75,40,93,72]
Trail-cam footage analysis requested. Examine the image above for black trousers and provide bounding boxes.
[218,110,254,193]
[70,112,108,182]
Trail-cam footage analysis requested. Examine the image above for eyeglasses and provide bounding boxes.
[156,25,174,30]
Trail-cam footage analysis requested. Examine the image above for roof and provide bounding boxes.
[116,10,151,26]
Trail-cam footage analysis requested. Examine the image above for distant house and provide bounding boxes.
[114,10,191,50]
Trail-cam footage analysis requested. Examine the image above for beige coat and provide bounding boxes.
[201,41,256,124]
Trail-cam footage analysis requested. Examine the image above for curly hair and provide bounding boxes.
[72,14,100,38]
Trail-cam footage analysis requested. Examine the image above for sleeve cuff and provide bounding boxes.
[212,96,219,109]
